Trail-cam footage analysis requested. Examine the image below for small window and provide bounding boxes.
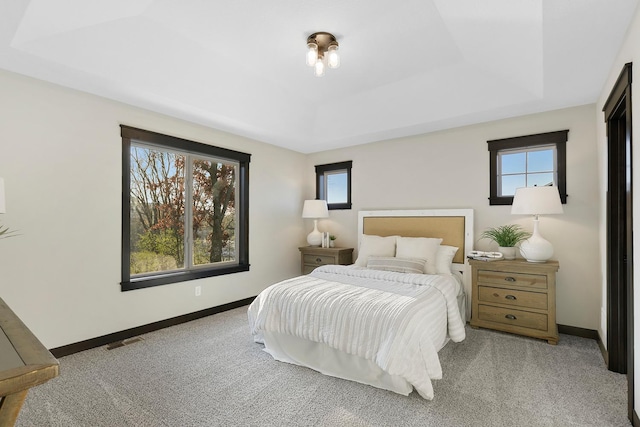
[121,126,250,291]
[488,130,567,205]
[315,161,352,210]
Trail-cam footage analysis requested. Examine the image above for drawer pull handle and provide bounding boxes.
[504,277,516,282]
[316,257,322,263]
[505,295,517,300]
[505,314,517,320]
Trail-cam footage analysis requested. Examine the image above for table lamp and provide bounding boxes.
[302,199,328,246]
[511,186,564,262]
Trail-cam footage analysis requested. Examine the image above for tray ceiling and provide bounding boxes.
[1,0,637,153]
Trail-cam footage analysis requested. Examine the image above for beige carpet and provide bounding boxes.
[17,306,629,427]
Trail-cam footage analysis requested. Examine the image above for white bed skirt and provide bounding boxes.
[262,331,414,395]
[261,291,467,396]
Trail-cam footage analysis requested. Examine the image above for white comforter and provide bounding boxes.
[247,265,466,399]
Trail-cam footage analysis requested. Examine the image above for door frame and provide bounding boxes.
[603,61,633,422]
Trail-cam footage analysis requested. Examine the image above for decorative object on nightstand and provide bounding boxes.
[511,186,564,262]
[469,258,560,344]
[299,246,353,275]
[302,199,329,246]
[480,224,531,260]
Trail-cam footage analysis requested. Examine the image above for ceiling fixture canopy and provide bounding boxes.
[306,32,340,77]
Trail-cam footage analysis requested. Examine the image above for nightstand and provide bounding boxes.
[469,258,560,344]
[298,246,354,275]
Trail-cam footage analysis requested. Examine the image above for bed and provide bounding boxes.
[248,209,474,400]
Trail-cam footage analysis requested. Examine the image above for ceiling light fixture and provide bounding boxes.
[306,32,340,77]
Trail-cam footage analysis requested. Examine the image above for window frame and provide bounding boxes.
[315,161,352,210]
[487,130,568,206]
[121,125,250,291]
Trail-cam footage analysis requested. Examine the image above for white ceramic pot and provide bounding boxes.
[498,246,516,260]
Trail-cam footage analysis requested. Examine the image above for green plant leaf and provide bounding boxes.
[480,224,531,247]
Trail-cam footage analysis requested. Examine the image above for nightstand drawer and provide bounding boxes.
[478,270,547,290]
[303,254,336,266]
[478,304,548,331]
[478,286,548,310]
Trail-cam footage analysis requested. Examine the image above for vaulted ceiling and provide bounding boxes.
[1,1,637,153]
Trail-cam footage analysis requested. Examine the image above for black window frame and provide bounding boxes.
[315,161,352,210]
[487,130,568,206]
[121,125,250,291]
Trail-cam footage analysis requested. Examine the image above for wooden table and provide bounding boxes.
[0,298,59,426]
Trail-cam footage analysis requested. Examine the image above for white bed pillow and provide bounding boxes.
[366,257,426,274]
[395,237,443,274]
[354,234,398,266]
[435,245,459,275]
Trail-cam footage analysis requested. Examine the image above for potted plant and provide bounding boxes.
[329,235,337,248]
[480,224,530,260]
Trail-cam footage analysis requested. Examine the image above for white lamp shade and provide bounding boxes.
[306,43,318,66]
[327,45,340,68]
[0,177,5,214]
[314,60,325,77]
[302,200,328,219]
[511,186,563,216]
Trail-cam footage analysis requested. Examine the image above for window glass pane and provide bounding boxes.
[527,173,554,187]
[500,152,526,174]
[192,159,237,266]
[501,174,526,196]
[326,171,347,204]
[129,146,185,275]
[527,149,554,173]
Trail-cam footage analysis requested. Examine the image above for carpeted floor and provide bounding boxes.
[17,306,629,427]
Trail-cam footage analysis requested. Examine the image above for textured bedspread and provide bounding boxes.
[247,265,465,399]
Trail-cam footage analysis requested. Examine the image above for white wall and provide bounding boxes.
[0,69,306,349]
[306,104,601,330]
[596,0,640,413]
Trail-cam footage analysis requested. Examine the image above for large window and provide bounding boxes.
[315,161,352,210]
[121,126,250,291]
[487,130,568,205]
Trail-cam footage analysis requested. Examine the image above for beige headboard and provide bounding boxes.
[362,216,467,264]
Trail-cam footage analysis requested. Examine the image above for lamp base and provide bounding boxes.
[519,219,553,262]
[307,219,322,246]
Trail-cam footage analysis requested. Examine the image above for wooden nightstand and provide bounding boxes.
[298,246,354,275]
[469,258,560,344]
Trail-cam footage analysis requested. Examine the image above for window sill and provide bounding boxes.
[121,264,250,291]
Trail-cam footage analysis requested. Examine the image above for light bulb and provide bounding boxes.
[306,43,318,67]
[314,59,325,77]
[327,45,340,69]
